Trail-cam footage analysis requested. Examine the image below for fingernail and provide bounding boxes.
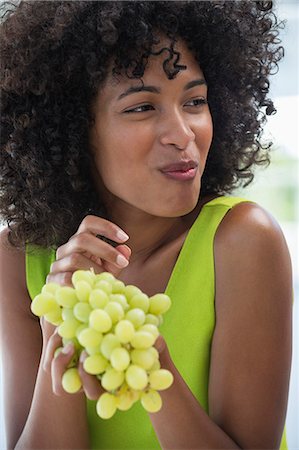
[62,343,73,354]
[116,254,129,268]
[80,351,87,363]
[116,230,129,241]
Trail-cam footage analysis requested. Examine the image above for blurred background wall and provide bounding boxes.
[0,0,298,448]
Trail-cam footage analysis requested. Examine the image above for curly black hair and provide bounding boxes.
[0,1,284,249]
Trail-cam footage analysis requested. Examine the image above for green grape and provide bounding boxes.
[138,324,159,339]
[61,307,75,321]
[78,327,103,348]
[89,309,112,333]
[95,272,115,284]
[130,348,157,370]
[144,314,160,326]
[157,315,163,327]
[75,323,88,340]
[73,302,92,322]
[141,389,162,413]
[56,287,78,308]
[125,365,148,391]
[129,293,149,313]
[125,308,145,328]
[83,353,108,375]
[148,294,171,315]
[89,289,109,309]
[104,302,124,324]
[31,292,57,317]
[149,369,174,390]
[93,279,113,295]
[58,318,81,339]
[44,305,62,325]
[114,320,135,344]
[150,359,161,371]
[85,345,101,355]
[130,331,155,349]
[130,389,141,404]
[62,368,82,394]
[116,385,135,411]
[75,280,92,302]
[124,285,142,300]
[72,269,95,288]
[148,346,159,361]
[101,368,125,391]
[117,392,134,411]
[112,280,125,294]
[110,347,130,371]
[42,282,60,295]
[96,392,118,419]
[100,333,120,359]
[109,294,129,311]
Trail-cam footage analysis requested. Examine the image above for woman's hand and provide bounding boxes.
[47,215,131,286]
[41,318,103,400]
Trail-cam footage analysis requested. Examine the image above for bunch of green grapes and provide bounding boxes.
[31,269,173,419]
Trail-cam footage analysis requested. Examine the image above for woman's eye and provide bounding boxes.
[124,104,154,114]
[185,98,207,107]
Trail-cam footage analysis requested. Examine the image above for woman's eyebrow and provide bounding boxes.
[185,79,206,90]
[117,85,160,100]
[117,78,206,101]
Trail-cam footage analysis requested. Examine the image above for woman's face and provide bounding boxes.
[89,38,213,218]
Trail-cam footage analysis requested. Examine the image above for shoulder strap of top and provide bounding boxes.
[26,244,56,300]
[203,195,252,208]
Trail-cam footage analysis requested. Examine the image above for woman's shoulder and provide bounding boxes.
[213,200,292,308]
[214,200,287,250]
[0,226,30,312]
[0,226,25,268]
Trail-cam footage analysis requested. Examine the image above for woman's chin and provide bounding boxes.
[156,197,200,218]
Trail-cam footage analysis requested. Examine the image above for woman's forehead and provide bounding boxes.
[103,39,203,93]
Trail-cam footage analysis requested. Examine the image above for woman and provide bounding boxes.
[0,1,293,449]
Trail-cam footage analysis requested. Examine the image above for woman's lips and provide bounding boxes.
[159,160,198,181]
[160,167,198,181]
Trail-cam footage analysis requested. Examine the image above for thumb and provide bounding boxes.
[154,335,173,366]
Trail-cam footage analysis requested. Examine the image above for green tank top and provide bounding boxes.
[26,196,288,449]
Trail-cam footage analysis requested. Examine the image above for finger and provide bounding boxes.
[42,328,62,372]
[46,271,74,287]
[116,244,132,260]
[49,252,103,275]
[82,244,131,262]
[154,335,174,370]
[51,342,76,395]
[40,317,57,340]
[78,351,104,400]
[56,233,129,269]
[100,244,132,276]
[75,215,129,245]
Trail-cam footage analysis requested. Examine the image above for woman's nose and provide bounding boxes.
[159,110,196,150]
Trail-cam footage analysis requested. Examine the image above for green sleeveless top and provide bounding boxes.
[26,196,288,449]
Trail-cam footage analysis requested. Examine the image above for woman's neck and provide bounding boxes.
[109,207,186,265]
[105,194,216,266]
